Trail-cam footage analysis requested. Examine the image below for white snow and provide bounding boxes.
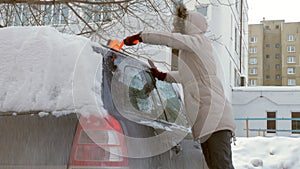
[0,26,107,117]
[38,111,49,117]
[233,137,300,169]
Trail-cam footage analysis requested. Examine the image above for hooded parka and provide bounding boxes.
[141,11,235,143]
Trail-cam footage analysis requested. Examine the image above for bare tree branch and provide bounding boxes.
[28,4,41,25]
[0,0,175,44]
[66,2,94,31]
[0,0,132,5]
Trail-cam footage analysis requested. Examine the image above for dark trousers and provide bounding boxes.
[201,130,235,169]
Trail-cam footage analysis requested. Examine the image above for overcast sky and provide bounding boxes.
[247,0,300,24]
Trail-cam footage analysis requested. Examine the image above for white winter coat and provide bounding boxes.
[141,12,235,143]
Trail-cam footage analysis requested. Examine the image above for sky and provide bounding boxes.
[247,0,300,24]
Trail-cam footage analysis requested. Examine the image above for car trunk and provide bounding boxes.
[0,113,78,169]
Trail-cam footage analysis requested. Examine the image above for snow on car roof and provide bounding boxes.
[0,26,107,117]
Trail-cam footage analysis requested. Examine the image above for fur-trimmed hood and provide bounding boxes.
[185,11,208,35]
[173,4,208,35]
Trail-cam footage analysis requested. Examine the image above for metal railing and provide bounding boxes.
[235,117,300,137]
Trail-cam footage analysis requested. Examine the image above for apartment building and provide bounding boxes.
[248,20,300,86]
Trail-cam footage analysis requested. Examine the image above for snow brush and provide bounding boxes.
[108,39,139,51]
[107,39,154,69]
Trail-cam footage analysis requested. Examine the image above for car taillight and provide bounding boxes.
[69,114,129,169]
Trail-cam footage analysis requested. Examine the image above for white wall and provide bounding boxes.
[233,87,300,137]
[184,0,249,101]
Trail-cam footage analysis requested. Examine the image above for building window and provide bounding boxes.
[249,79,257,86]
[14,4,69,25]
[288,79,296,86]
[275,53,280,59]
[266,54,270,58]
[265,75,270,80]
[292,112,300,134]
[265,25,270,30]
[275,64,281,69]
[276,74,281,80]
[265,44,270,48]
[287,45,296,52]
[249,57,257,64]
[267,112,276,133]
[44,5,52,25]
[275,25,280,29]
[14,5,30,25]
[249,47,257,54]
[288,35,295,41]
[84,3,112,23]
[53,4,69,25]
[249,68,257,75]
[287,68,296,74]
[250,37,257,43]
[275,43,280,48]
[196,5,208,16]
[287,56,296,63]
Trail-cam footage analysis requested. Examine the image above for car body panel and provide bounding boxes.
[0,113,77,168]
[0,44,203,169]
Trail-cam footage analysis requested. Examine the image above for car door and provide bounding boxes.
[149,72,204,169]
[110,56,203,166]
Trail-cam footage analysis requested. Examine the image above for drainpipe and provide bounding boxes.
[239,0,243,73]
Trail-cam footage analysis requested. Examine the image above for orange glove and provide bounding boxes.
[124,32,143,46]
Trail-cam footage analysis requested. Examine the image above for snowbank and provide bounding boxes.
[0,26,107,117]
[233,137,300,169]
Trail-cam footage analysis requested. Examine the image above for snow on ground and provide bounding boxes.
[233,136,300,169]
[0,26,107,117]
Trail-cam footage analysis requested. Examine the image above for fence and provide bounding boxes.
[235,117,300,137]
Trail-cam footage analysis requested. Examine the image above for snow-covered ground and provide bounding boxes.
[0,26,107,117]
[233,137,300,169]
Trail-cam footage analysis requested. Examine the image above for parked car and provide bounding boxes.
[0,44,203,169]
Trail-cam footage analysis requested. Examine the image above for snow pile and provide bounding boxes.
[0,26,107,117]
[233,137,300,169]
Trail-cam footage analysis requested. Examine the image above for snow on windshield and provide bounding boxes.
[0,26,107,117]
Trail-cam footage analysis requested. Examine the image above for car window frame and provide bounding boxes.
[99,45,190,132]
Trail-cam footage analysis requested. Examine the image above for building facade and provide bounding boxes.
[182,0,249,100]
[233,87,300,137]
[248,20,300,86]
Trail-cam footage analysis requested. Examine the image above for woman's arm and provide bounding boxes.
[164,71,180,83]
[141,30,198,52]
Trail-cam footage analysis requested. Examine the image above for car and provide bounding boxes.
[0,39,204,169]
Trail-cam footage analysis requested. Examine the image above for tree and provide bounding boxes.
[0,0,233,70]
[0,0,180,43]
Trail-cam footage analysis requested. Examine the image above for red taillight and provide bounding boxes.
[69,114,128,169]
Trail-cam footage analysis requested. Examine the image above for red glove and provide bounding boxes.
[150,67,167,81]
[124,32,143,46]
